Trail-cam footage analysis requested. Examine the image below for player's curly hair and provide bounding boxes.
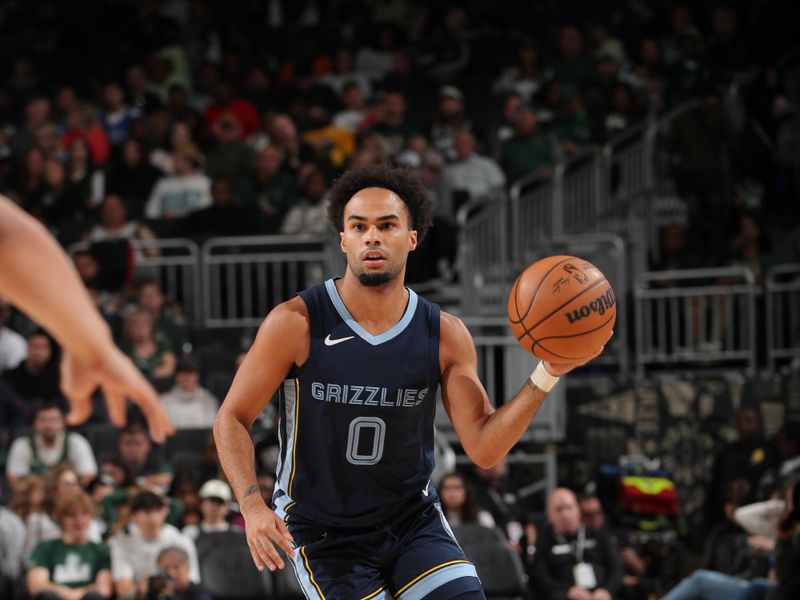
[326,164,433,243]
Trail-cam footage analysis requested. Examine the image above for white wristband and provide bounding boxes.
[529,361,560,393]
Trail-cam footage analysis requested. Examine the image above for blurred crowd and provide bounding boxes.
[1,0,799,598]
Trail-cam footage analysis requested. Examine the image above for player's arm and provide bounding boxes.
[0,196,172,442]
[213,296,309,571]
[439,311,605,468]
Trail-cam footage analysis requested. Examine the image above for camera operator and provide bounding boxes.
[144,548,210,600]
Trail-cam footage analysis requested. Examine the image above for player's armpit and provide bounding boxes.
[438,312,496,465]
[218,296,310,427]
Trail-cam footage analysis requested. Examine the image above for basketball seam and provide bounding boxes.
[508,257,573,324]
[533,339,585,360]
[526,277,608,335]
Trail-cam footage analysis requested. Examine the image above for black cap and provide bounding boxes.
[175,355,199,373]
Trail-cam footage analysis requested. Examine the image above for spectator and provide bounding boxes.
[649,223,700,273]
[60,104,110,167]
[530,487,622,600]
[150,547,212,600]
[493,40,545,103]
[64,138,103,211]
[707,407,776,528]
[280,163,329,234]
[500,106,555,183]
[580,494,646,600]
[243,145,298,232]
[706,4,749,87]
[6,402,97,488]
[470,458,525,545]
[181,480,240,541]
[145,145,212,219]
[101,82,137,149]
[159,357,218,430]
[438,472,495,528]
[724,212,775,283]
[442,130,505,201]
[23,464,105,560]
[333,81,369,134]
[120,309,177,387]
[0,299,27,372]
[187,177,261,237]
[3,331,62,409]
[302,103,356,169]
[113,423,173,492]
[551,25,594,92]
[367,91,417,158]
[83,194,159,260]
[267,113,321,174]
[9,474,46,522]
[205,113,256,181]
[319,47,372,100]
[203,80,260,139]
[149,122,195,176]
[26,492,112,600]
[429,85,472,162]
[125,64,163,115]
[0,499,26,596]
[103,140,161,215]
[703,481,763,578]
[756,423,800,501]
[109,491,199,600]
[135,280,185,356]
[8,96,51,159]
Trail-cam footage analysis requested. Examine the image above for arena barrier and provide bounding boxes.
[766,263,800,371]
[201,234,339,327]
[634,267,758,377]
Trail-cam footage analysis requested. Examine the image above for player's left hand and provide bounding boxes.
[60,345,175,443]
[544,330,613,377]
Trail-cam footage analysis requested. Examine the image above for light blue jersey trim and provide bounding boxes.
[324,278,418,346]
[396,563,480,600]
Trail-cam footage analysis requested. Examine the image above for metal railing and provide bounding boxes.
[634,267,758,377]
[201,234,338,327]
[766,263,800,371]
[134,239,202,324]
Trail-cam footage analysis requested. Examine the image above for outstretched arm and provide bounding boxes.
[213,296,309,571]
[439,311,608,467]
[0,196,173,442]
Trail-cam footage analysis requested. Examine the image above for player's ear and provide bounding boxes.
[339,230,346,252]
[408,229,418,252]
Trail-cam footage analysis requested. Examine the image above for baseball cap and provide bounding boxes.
[439,85,463,102]
[175,355,199,373]
[199,479,232,502]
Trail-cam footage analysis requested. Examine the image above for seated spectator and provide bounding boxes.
[333,81,369,133]
[120,309,176,388]
[205,113,256,181]
[150,547,212,600]
[101,82,137,149]
[470,458,525,544]
[302,102,356,169]
[0,299,27,373]
[366,91,417,159]
[109,491,199,600]
[3,331,62,410]
[83,194,159,260]
[25,493,112,600]
[242,144,298,232]
[145,145,211,219]
[24,465,105,559]
[104,140,161,215]
[579,494,646,599]
[429,85,472,162]
[149,121,195,176]
[135,280,185,353]
[530,487,622,600]
[0,500,26,597]
[442,131,506,201]
[280,163,330,234]
[493,40,545,102]
[113,423,173,492]
[500,106,555,184]
[159,357,218,430]
[724,212,775,283]
[438,472,495,528]
[757,423,800,501]
[9,474,46,523]
[181,480,241,540]
[6,402,97,488]
[186,177,261,237]
[171,478,201,529]
[60,104,110,167]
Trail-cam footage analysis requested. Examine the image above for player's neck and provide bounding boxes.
[336,272,409,335]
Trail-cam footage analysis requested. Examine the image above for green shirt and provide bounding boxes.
[28,539,110,589]
[501,134,554,183]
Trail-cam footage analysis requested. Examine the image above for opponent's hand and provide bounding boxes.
[60,345,174,443]
[544,330,613,377]
[242,502,296,571]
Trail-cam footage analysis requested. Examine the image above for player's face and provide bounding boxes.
[340,187,417,287]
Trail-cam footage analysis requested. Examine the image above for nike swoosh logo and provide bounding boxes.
[324,334,355,346]
[422,481,430,497]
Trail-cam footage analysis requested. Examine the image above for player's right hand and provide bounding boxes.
[60,345,175,443]
[242,502,296,571]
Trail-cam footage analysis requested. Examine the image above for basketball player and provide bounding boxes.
[214,165,608,599]
[0,196,173,443]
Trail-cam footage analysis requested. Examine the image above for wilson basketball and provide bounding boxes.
[507,255,616,362]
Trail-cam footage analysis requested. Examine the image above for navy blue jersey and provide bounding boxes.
[272,278,441,528]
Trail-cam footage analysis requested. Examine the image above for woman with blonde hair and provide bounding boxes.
[9,473,46,521]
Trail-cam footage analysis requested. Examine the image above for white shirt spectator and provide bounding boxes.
[6,431,97,481]
[333,109,368,133]
[109,523,200,584]
[160,385,218,429]
[734,499,786,540]
[145,173,212,219]
[0,506,26,579]
[181,522,240,541]
[0,326,26,372]
[280,200,329,235]
[442,153,506,200]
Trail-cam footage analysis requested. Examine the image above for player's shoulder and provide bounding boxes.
[439,310,476,366]
[263,295,310,333]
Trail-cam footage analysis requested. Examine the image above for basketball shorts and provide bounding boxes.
[285,500,483,599]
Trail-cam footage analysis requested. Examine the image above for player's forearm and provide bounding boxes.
[466,380,547,467]
[0,197,113,364]
[213,409,262,512]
